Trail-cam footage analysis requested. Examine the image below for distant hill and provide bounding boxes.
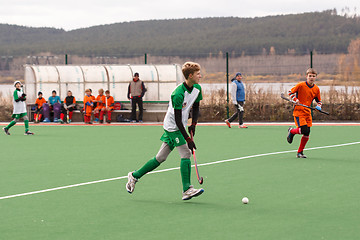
[1,10,360,57]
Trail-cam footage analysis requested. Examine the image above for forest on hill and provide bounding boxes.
[0,10,360,57]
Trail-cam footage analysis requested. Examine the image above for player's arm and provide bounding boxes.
[230,81,237,105]
[188,102,199,137]
[127,84,131,99]
[174,109,196,152]
[314,89,322,111]
[141,82,146,97]
[288,85,300,104]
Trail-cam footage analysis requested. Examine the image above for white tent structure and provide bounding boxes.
[24,64,184,103]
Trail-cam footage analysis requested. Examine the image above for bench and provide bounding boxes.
[27,101,169,122]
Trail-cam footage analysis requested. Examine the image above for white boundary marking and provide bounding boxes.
[1,141,359,201]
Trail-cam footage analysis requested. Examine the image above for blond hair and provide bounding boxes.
[85,89,91,93]
[306,68,317,76]
[182,62,201,79]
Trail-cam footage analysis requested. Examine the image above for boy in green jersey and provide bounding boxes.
[3,81,34,135]
[126,62,204,200]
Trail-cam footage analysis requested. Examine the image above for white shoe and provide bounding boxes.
[182,185,204,200]
[126,171,138,193]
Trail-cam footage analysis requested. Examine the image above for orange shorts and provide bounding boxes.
[294,115,312,128]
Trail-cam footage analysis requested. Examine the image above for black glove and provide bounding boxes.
[188,124,196,137]
[185,137,197,153]
[22,93,26,98]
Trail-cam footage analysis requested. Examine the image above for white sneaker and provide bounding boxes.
[126,171,138,193]
[182,185,204,200]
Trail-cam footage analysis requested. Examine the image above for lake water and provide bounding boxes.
[1,83,359,98]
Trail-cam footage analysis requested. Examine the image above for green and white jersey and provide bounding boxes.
[12,88,27,114]
[163,83,202,132]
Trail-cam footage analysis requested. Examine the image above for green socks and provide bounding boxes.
[180,158,191,192]
[24,120,29,132]
[132,157,191,192]
[132,157,160,179]
[5,120,16,130]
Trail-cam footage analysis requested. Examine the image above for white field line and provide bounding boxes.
[1,141,359,201]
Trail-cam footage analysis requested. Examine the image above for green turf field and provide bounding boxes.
[0,124,359,239]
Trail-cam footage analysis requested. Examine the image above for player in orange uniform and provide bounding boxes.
[83,89,94,124]
[34,91,47,123]
[94,89,106,122]
[287,68,322,158]
[100,90,115,123]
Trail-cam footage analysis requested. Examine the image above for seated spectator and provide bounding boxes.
[83,89,94,124]
[94,89,106,122]
[34,91,46,123]
[100,90,115,123]
[60,90,76,123]
[44,90,61,122]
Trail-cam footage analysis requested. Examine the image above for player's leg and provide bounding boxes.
[107,110,112,123]
[126,142,172,193]
[68,108,73,123]
[238,101,247,128]
[225,104,239,128]
[23,115,34,135]
[177,144,204,200]
[53,103,61,122]
[297,116,312,158]
[93,108,99,122]
[287,116,302,144]
[99,108,104,123]
[42,103,50,122]
[60,106,66,123]
[3,115,19,135]
[138,98,144,122]
[130,98,137,122]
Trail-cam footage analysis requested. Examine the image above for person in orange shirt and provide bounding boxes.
[287,68,322,158]
[94,89,106,122]
[83,89,94,124]
[34,91,47,123]
[100,90,115,123]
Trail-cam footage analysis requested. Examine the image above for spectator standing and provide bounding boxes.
[127,72,146,122]
[225,72,248,128]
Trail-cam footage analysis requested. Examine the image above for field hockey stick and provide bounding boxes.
[66,109,70,123]
[191,132,204,185]
[35,110,39,122]
[281,93,329,115]
[104,96,108,122]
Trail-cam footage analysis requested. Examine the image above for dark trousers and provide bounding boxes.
[131,97,143,121]
[228,101,244,125]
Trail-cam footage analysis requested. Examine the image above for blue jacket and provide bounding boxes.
[230,79,245,102]
[48,96,61,105]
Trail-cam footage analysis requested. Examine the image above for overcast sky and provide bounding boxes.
[0,0,359,30]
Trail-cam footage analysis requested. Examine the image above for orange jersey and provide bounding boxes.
[105,96,115,110]
[289,81,322,117]
[84,95,93,116]
[35,97,46,109]
[95,95,106,109]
